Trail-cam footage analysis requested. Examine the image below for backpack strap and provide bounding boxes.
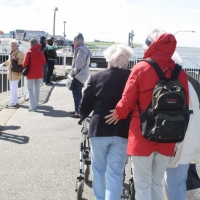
[141,58,164,79]
[173,64,182,79]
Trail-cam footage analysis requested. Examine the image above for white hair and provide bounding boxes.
[9,39,18,46]
[103,44,133,68]
[145,28,182,64]
[147,28,166,43]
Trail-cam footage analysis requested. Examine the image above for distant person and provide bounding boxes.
[13,31,15,39]
[70,33,92,118]
[79,44,133,200]
[45,37,59,86]
[23,39,46,111]
[2,39,24,107]
[70,41,74,53]
[40,36,48,84]
[23,31,26,40]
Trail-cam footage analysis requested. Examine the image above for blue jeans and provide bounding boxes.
[43,63,48,83]
[165,164,189,200]
[90,136,127,200]
[72,79,83,113]
[46,59,55,84]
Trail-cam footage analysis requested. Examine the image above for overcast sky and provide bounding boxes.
[0,0,200,47]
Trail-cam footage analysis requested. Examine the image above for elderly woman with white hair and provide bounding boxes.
[2,39,24,107]
[79,44,133,200]
[70,33,92,118]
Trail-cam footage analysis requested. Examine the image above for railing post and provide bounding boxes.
[63,53,66,76]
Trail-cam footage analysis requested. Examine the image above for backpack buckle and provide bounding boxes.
[148,109,155,119]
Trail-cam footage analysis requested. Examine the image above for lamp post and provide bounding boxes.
[128,30,135,48]
[53,7,58,38]
[174,30,195,36]
[63,21,66,53]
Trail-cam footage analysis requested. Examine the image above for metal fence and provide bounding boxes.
[182,57,200,82]
[0,53,28,103]
[1,51,200,103]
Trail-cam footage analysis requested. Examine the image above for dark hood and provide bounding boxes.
[40,36,46,51]
[144,33,177,62]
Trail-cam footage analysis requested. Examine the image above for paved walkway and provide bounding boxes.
[0,79,200,200]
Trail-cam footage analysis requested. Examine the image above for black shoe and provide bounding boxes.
[47,83,53,86]
[70,114,80,118]
[69,111,76,114]
[6,104,18,108]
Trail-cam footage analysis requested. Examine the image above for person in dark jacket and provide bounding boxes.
[79,44,133,200]
[45,37,59,86]
[40,36,48,83]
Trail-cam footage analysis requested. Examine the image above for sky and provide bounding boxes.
[0,0,200,47]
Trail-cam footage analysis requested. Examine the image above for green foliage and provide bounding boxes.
[85,41,142,48]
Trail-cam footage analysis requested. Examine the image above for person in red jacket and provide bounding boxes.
[23,39,46,112]
[105,29,189,200]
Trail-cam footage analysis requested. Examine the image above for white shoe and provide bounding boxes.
[28,108,36,112]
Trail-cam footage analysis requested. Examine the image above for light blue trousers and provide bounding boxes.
[89,136,127,200]
[165,164,189,200]
[27,79,42,109]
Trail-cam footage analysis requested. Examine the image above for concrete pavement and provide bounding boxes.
[0,79,200,200]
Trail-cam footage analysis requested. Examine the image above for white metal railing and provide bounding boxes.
[182,57,200,82]
[0,46,28,54]
[0,53,28,102]
[1,51,200,103]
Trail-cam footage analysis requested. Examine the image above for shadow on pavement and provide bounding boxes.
[35,105,71,117]
[2,125,21,131]
[0,132,29,144]
[54,83,67,87]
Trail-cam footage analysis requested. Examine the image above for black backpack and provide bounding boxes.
[43,47,57,60]
[138,58,193,143]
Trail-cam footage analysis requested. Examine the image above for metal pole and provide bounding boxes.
[63,21,66,53]
[63,21,66,75]
[128,33,130,46]
[53,11,56,38]
[174,30,195,36]
[53,7,58,38]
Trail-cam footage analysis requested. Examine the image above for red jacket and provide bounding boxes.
[116,34,189,156]
[23,44,46,79]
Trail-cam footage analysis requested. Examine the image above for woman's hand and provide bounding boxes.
[105,109,119,125]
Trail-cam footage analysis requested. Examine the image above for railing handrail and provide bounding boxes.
[1,51,200,102]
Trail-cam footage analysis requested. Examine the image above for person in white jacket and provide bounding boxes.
[164,81,200,200]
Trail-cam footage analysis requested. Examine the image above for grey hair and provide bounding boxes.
[9,39,18,46]
[103,44,133,68]
[29,39,38,47]
[74,33,84,43]
[147,28,166,43]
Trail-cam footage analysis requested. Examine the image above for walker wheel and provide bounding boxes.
[84,165,90,183]
[77,181,83,200]
[129,183,135,200]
